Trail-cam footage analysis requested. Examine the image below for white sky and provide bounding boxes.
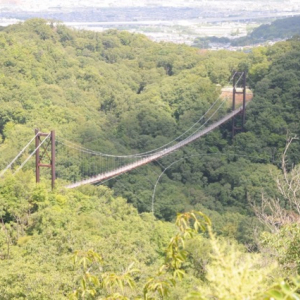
[0,0,299,11]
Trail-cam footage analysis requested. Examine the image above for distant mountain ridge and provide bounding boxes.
[193,15,300,49]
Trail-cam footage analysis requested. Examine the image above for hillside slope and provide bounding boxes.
[0,19,299,230]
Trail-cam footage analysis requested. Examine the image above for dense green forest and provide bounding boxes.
[0,19,300,298]
[193,15,300,48]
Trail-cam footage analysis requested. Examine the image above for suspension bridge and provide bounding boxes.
[0,72,250,189]
[65,106,244,188]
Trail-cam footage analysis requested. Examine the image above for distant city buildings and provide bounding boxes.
[0,0,300,47]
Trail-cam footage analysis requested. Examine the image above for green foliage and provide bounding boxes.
[70,249,138,299]
[1,173,300,299]
[1,21,300,300]
[186,228,276,300]
[0,172,176,299]
[67,210,211,300]
[142,211,211,300]
[264,276,300,300]
[260,224,300,275]
[246,40,300,163]
[1,18,296,225]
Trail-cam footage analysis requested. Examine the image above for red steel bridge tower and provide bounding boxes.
[231,70,247,137]
[35,129,55,190]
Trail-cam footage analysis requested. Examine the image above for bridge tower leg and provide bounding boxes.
[35,129,56,190]
[232,71,247,137]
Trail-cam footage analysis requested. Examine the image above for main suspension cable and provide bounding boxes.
[57,96,226,158]
[0,132,39,177]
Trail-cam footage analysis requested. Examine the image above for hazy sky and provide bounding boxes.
[0,0,299,11]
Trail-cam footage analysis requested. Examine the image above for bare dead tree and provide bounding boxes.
[251,135,300,232]
[278,136,300,215]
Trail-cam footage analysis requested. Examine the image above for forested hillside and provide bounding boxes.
[193,15,300,48]
[0,19,300,299]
